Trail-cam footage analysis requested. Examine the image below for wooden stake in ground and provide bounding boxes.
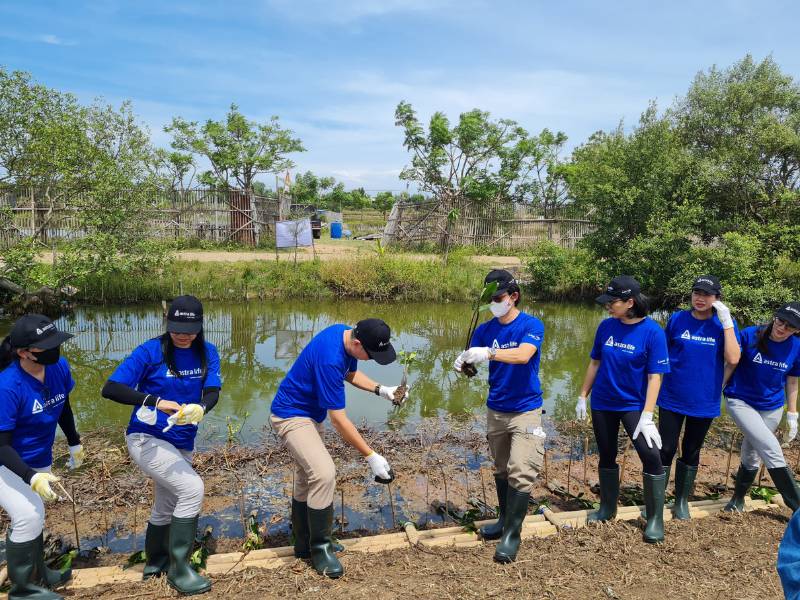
[479,469,488,516]
[340,489,345,536]
[583,436,589,489]
[619,439,631,485]
[543,447,549,487]
[725,432,737,489]
[566,431,574,496]
[71,485,80,552]
[757,463,766,487]
[386,483,397,529]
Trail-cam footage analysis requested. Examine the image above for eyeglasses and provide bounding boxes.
[604,299,624,308]
[775,317,800,332]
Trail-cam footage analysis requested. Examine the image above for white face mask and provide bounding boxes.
[136,404,158,426]
[489,298,513,318]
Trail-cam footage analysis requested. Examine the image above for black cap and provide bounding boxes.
[485,269,518,300]
[595,275,641,305]
[692,275,721,295]
[9,314,73,350]
[167,295,204,334]
[352,318,396,365]
[775,302,800,330]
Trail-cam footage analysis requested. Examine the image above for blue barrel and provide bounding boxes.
[330,222,343,239]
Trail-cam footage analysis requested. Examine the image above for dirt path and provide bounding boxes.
[78,509,789,600]
[173,243,523,269]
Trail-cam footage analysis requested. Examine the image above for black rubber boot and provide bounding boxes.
[723,464,759,513]
[292,499,311,558]
[672,460,697,520]
[142,522,170,579]
[308,505,344,578]
[587,466,619,523]
[479,477,508,540]
[166,516,211,595]
[493,485,530,564]
[34,533,71,589]
[642,472,666,544]
[6,535,63,600]
[769,466,800,512]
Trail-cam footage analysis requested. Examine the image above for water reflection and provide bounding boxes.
[0,300,608,447]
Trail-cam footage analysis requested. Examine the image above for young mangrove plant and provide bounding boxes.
[460,280,498,377]
[394,350,417,406]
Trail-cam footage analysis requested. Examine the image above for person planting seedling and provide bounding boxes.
[460,280,499,377]
[453,269,545,563]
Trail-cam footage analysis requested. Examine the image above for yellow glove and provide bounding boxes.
[30,472,60,502]
[67,444,85,469]
[177,404,205,425]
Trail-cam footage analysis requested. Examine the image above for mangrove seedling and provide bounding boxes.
[394,350,417,406]
[460,280,498,377]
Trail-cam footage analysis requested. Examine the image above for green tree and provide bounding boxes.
[291,170,335,206]
[373,191,395,218]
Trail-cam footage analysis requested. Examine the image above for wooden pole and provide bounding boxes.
[543,448,548,487]
[386,483,397,529]
[725,432,737,489]
[583,436,589,489]
[71,486,80,552]
[340,489,345,536]
[619,439,631,485]
[480,469,488,516]
[567,433,574,496]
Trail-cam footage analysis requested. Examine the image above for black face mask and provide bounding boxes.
[30,347,60,365]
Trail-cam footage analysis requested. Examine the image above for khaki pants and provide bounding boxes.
[486,407,544,493]
[271,415,336,509]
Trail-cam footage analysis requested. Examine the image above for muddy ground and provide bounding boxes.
[7,415,797,563]
[77,508,789,600]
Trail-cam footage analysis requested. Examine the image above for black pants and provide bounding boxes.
[591,409,664,476]
[658,407,713,468]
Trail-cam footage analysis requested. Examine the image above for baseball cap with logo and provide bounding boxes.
[484,269,518,300]
[352,318,396,365]
[595,275,641,305]
[692,275,721,295]
[9,314,73,350]
[775,302,800,330]
[167,295,204,334]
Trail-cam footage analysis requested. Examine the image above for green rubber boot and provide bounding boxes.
[587,466,619,523]
[34,533,71,589]
[166,516,211,595]
[479,477,508,540]
[723,464,759,513]
[308,505,344,578]
[5,535,63,600]
[769,466,800,512]
[292,499,311,558]
[142,522,170,580]
[642,472,666,544]
[493,485,530,564]
[672,460,697,520]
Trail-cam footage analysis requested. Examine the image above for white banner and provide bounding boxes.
[276,218,313,248]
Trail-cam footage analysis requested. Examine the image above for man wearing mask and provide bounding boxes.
[454,270,545,563]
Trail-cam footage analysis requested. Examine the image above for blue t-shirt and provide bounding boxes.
[658,310,740,418]
[109,338,222,451]
[724,326,800,411]
[0,358,75,468]
[271,324,358,423]
[589,317,670,411]
[471,312,544,413]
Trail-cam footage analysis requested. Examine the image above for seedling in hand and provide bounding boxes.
[394,351,417,406]
[461,281,498,377]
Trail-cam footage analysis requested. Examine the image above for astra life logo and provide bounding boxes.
[752,353,788,370]
[696,278,715,287]
[31,392,66,414]
[35,323,55,336]
[680,330,716,345]
[785,306,800,318]
[166,367,204,378]
[605,336,635,352]
[492,339,519,350]
[173,310,196,318]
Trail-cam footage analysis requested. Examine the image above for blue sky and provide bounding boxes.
[1,0,798,191]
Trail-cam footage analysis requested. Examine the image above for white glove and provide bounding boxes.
[30,472,60,502]
[67,444,85,470]
[788,412,799,443]
[632,411,662,449]
[462,347,492,365]
[366,452,392,481]
[177,404,205,425]
[162,409,181,433]
[378,385,409,404]
[453,352,465,373]
[576,396,587,421]
[712,300,734,330]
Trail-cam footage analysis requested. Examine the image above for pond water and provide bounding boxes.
[4,299,614,447]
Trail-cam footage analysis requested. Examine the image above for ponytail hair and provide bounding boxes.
[626,293,650,318]
[0,336,15,372]
[160,331,208,380]
[756,322,773,356]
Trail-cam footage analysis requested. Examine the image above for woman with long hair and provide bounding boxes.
[576,275,671,543]
[102,296,221,596]
[723,302,800,513]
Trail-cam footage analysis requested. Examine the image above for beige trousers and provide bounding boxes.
[486,407,544,493]
[271,415,336,509]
